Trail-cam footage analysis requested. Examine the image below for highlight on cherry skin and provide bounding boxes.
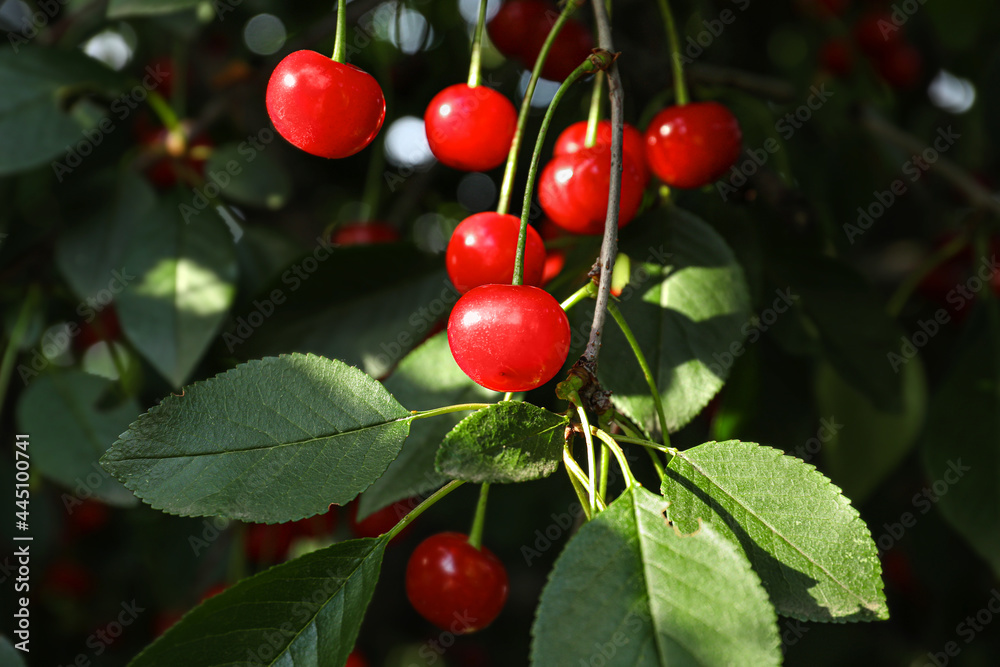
[445,212,547,294]
[405,532,510,634]
[643,101,743,189]
[447,284,571,393]
[424,84,517,172]
[265,50,386,159]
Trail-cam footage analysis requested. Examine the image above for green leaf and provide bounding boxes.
[129,536,387,666]
[531,485,781,667]
[107,0,200,18]
[585,208,752,435]
[101,354,411,523]
[0,636,27,667]
[0,48,123,176]
[358,333,500,519]
[816,358,927,503]
[663,441,887,622]
[55,171,157,300]
[436,402,567,484]
[16,371,139,506]
[204,142,292,210]
[770,253,904,411]
[921,308,1000,576]
[117,193,237,387]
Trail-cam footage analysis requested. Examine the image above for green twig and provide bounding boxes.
[467,0,488,87]
[655,0,689,104]
[584,70,605,148]
[467,483,490,549]
[332,0,348,63]
[409,403,492,420]
[386,480,465,541]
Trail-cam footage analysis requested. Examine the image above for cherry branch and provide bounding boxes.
[581,0,623,371]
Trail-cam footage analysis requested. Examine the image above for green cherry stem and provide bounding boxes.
[146,90,180,132]
[614,417,667,478]
[467,0,489,88]
[467,483,490,549]
[0,285,41,411]
[385,480,465,541]
[591,428,637,489]
[563,449,594,521]
[512,51,612,285]
[560,282,596,311]
[584,71,605,148]
[655,0,690,105]
[574,402,598,517]
[497,0,586,216]
[606,300,670,448]
[611,432,679,457]
[409,403,492,420]
[332,0,348,63]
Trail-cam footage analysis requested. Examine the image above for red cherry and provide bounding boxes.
[820,38,855,77]
[487,0,592,81]
[243,522,297,563]
[199,583,228,602]
[43,559,94,599]
[346,649,368,667]
[405,532,509,633]
[874,42,923,89]
[75,306,122,352]
[143,124,213,189]
[448,284,570,392]
[643,102,742,190]
[554,119,649,183]
[541,250,566,285]
[65,499,110,538]
[331,222,401,245]
[538,145,645,235]
[446,212,547,294]
[854,12,902,57]
[425,84,517,172]
[350,499,417,541]
[266,50,385,159]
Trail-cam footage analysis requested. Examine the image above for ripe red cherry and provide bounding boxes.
[820,38,854,77]
[643,102,742,190]
[487,0,592,81]
[854,12,901,57]
[331,222,400,245]
[346,649,368,667]
[405,532,509,633]
[448,284,570,392]
[874,43,923,89]
[75,306,122,352]
[554,119,649,183]
[140,124,213,189]
[350,498,416,542]
[446,212,547,294]
[266,50,385,159]
[538,145,646,235]
[425,84,517,171]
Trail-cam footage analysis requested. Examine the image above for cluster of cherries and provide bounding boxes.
[814,0,923,89]
[262,0,743,637]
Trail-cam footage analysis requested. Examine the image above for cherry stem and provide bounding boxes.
[467,483,490,550]
[584,70,605,148]
[0,285,41,411]
[655,0,689,105]
[332,0,348,63]
[467,0,489,88]
[361,130,387,222]
[582,0,623,373]
[563,446,606,517]
[598,437,610,499]
[385,480,465,541]
[146,90,180,132]
[886,230,971,318]
[606,300,670,448]
[409,403,492,420]
[496,0,586,216]
[512,53,610,285]
[610,432,679,458]
[560,282,595,311]
[574,401,598,516]
[616,418,667,478]
[591,428,637,489]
